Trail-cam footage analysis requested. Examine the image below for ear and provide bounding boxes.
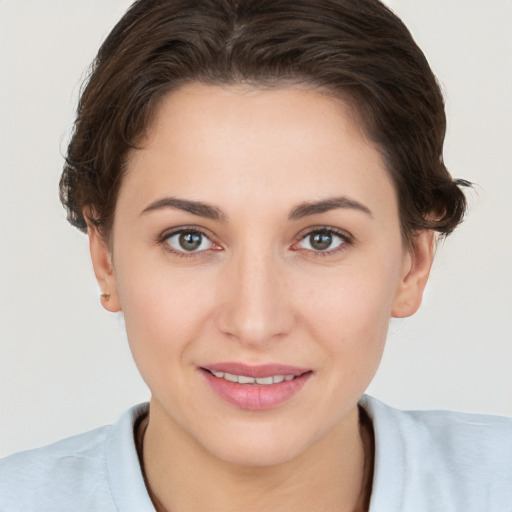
[85,214,122,313]
[392,230,436,318]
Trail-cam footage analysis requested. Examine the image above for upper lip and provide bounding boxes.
[201,362,311,378]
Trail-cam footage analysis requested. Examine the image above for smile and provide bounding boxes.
[210,371,297,385]
[200,363,313,410]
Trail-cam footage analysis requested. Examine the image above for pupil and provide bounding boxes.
[179,232,202,251]
[311,232,332,250]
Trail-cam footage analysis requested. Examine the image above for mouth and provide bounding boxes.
[205,370,299,385]
[199,363,313,410]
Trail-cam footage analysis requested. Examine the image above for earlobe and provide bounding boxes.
[391,230,436,318]
[85,215,122,313]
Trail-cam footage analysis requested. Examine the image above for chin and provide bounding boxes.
[212,438,305,467]
[196,420,319,468]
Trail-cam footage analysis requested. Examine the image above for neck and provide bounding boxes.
[137,399,374,512]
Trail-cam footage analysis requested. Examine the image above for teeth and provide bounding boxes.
[255,376,273,385]
[238,375,256,384]
[211,371,297,385]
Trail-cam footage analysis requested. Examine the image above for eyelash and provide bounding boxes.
[158,227,219,258]
[158,226,353,258]
[293,227,353,257]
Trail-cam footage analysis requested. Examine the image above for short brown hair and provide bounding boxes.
[60,0,469,245]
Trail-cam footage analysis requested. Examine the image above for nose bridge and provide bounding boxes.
[216,245,294,345]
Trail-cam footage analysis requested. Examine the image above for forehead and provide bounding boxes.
[120,83,397,220]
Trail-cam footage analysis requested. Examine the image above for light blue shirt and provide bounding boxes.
[1,396,511,511]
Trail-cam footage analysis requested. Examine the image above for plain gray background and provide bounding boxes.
[1,0,511,457]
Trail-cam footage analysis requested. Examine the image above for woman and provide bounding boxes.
[1,0,511,510]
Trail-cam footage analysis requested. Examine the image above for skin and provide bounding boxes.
[88,84,435,511]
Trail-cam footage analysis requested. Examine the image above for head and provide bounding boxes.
[61,0,467,247]
[59,0,468,465]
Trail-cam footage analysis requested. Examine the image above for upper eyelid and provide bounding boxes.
[159,225,350,237]
[296,226,352,242]
[159,226,213,241]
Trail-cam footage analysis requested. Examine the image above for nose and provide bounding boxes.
[215,249,295,348]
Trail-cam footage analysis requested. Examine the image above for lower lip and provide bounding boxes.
[201,370,312,410]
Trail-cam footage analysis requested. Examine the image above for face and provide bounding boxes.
[90,84,433,466]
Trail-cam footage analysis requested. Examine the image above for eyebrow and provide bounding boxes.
[140,197,226,221]
[140,195,372,221]
[288,196,373,220]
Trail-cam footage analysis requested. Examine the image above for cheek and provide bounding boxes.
[113,254,217,378]
[300,254,403,366]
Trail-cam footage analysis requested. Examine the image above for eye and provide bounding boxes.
[164,229,215,254]
[296,229,348,253]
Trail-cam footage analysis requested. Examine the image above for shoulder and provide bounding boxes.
[361,394,512,464]
[0,425,115,512]
[0,403,151,512]
[360,395,512,512]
